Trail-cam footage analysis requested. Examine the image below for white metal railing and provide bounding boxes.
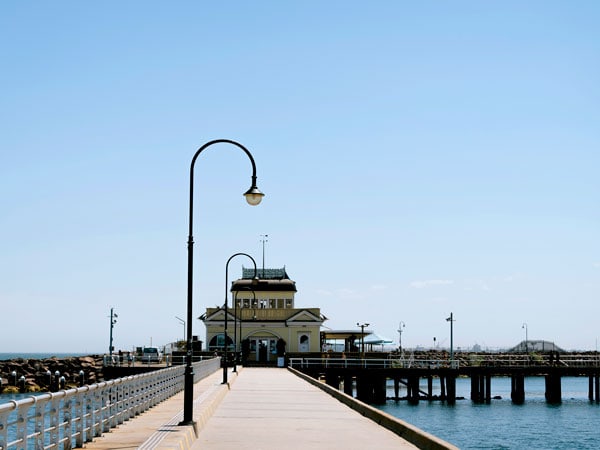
[288,358,461,369]
[0,357,220,450]
[102,354,213,367]
[289,354,600,370]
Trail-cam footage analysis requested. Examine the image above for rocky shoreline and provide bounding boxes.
[0,355,106,393]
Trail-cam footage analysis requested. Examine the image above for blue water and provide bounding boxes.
[0,352,88,360]
[377,377,599,449]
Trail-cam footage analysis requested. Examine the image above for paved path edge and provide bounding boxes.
[288,367,459,450]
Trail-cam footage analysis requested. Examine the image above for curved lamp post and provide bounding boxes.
[357,322,369,357]
[446,312,455,367]
[522,323,528,354]
[397,321,405,352]
[109,308,118,364]
[224,253,257,384]
[181,139,264,428]
[234,286,256,373]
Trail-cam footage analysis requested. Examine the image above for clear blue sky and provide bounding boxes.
[1,1,598,353]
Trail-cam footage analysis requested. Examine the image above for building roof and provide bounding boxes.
[232,278,297,292]
[242,267,290,280]
[321,330,372,340]
[234,267,297,292]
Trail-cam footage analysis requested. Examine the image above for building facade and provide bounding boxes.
[201,268,325,363]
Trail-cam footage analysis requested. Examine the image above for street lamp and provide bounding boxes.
[224,253,257,384]
[175,316,186,342]
[446,313,455,367]
[181,139,264,428]
[356,322,369,357]
[109,308,118,364]
[397,321,405,352]
[234,286,256,372]
[522,323,528,354]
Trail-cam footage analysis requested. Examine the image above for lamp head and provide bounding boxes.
[244,185,264,206]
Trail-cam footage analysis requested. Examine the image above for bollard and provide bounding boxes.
[54,371,61,391]
[18,375,26,392]
[59,376,66,390]
[11,370,17,386]
[79,370,85,387]
[46,370,52,387]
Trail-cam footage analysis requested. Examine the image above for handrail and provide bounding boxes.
[0,358,220,450]
[102,353,213,367]
[288,358,460,369]
[288,354,600,370]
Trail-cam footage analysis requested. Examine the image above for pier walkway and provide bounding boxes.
[83,368,452,450]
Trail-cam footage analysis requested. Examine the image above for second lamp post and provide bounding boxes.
[224,253,257,384]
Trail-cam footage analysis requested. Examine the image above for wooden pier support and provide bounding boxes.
[343,374,354,396]
[589,374,600,403]
[445,375,456,405]
[545,373,562,404]
[393,377,400,400]
[427,376,433,401]
[407,376,420,404]
[356,374,374,403]
[325,373,339,389]
[372,375,387,404]
[355,374,387,404]
[511,373,525,404]
[471,373,492,403]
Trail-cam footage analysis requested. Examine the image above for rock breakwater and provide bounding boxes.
[0,355,105,393]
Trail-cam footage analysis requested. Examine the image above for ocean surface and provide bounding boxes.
[0,352,90,360]
[376,376,599,449]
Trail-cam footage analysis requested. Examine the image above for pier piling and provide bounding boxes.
[545,373,562,404]
[511,373,525,404]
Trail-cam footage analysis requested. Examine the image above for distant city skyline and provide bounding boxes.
[1,2,598,353]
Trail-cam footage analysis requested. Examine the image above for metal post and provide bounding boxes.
[260,234,268,277]
[233,291,239,373]
[446,313,454,367]
[397,321,405,352]
[180,139,264,428]
[224,253,257,384]
[109,308,117,364]
[357,322,369,358]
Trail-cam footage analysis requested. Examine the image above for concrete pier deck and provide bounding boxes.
[83,368,455,450]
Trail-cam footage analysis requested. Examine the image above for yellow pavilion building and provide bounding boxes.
[201,267,326,364]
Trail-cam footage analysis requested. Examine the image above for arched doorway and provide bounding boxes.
[208,333,233,352]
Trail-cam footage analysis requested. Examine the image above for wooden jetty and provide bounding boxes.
[289,353,600,405]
